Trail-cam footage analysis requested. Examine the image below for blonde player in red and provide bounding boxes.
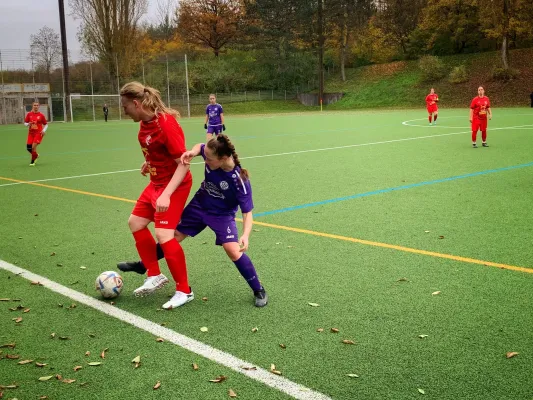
[470,86,492,148]
[24,101,48,166]
[425,88,439,125]
[120,82,194,309]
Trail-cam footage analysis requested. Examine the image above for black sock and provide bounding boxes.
[156,242,164,260]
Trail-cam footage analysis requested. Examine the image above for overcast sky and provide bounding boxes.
[0,1,167,69]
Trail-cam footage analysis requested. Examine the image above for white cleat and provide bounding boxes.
[162,289,194,309]
[133,274,169,297]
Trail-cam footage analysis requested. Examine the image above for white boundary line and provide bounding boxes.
[2,123,532,189]
[0,260,331,400]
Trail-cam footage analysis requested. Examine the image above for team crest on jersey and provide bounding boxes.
[220,181,229,190]
[145,135,152,146]
[232,174,236,178]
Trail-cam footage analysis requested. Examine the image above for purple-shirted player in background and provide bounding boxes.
[204,94,225,142]
[118,134,268,307]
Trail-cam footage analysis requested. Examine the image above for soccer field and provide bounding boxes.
[1,108,533,399]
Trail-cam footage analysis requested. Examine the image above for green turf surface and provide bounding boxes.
[1,108,533,399]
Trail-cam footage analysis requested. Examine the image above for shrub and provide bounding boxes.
[418,55,447,82]
[448,65,468,84]
[491,67,519,82]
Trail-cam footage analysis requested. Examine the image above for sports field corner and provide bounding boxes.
[1,108,533,399]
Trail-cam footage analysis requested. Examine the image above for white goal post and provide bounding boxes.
[69,94,121,123]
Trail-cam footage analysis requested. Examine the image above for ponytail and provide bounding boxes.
[206,134,249,180]
[120,82,180,119]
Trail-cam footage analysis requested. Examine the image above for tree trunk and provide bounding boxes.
[501,35,508,69]
[340,9,348,82]
[501,0,509,69]
[318,0,324,104]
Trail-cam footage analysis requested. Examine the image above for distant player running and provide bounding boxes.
[204,94,225,142]
[118,134,268,307]
[120,82,194,309]
[425,88,439,125]
[470,86,492,148]
[24,101,48,166]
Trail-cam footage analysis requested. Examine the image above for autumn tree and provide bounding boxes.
[29,26,62,82]
[176,0,243,57]
[70,0,148,82]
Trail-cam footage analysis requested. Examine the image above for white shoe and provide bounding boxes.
[162,289,194,309]
[133,274,169,297]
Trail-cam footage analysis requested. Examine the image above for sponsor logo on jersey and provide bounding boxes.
[203,181,225,199]
[145,135,152,146]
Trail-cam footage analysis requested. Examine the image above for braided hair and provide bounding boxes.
[206,134,249,180]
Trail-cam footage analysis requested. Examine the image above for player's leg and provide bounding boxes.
[212,216,268,307]
[428,109,432,125]
[206,125,215,142]
[481,119,488,147]
[433,111,438,125]
[472,120,479,147]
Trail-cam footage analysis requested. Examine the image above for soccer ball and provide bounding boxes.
[95,271,123,299]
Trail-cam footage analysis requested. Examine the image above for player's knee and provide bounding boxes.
[26,144,32,153]
[174,230,187,242]
[223,243,241,261]
[128,215,147,232]
[155,229,174,244]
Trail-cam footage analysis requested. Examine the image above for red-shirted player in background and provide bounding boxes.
[470,86,492,148]
[120,81,194,309]
[425,88,439,126]
[24,101,48,166]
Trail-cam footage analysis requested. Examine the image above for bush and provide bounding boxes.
[418,55,447,82]
[491,67,519,82]
[448,65,468,84]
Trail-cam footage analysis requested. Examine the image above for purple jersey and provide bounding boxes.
[193,144,253,216]
[206,104,223,126]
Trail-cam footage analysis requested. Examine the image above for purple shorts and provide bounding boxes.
[177,199,239,245]
[207,125,223,135]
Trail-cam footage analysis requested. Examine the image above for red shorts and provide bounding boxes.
[427,105,438,114]
[132,180,192,229]
[27,131,43,145]
[472,118,487,132]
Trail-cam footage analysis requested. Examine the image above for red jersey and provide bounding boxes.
[138,113,192,187]
[470,96,490,120]
[25,111,47,134]
[425,93,439,107]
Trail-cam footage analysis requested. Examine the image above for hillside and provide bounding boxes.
[325,48,533,109]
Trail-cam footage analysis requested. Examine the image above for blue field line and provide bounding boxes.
[254,161,533,217]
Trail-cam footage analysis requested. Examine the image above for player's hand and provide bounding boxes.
[469,120,473,124]
[156,193,170,213]
[204,124,207,130]
[222,124,226,131]
[140,161,149,176]
[180,151,196,165]
[239,235,249,252]
[489,115,492,120]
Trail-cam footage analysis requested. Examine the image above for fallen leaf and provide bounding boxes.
[17,359,33,365]
[253,229,260,232]
[50,252,56,256]
[58,304,63,308]
[57,263,63,267]
[0,299,10,301]
[55,374,63,380]
[80,266,87,270]
[431,291,441,296]
[88,333,96,338]
[110,301,115,305]
[85,351,90,357]
[153,381,161,390]
[279,344,286,349]
[397,277,409,282]
[251,327,258,333]
[0,343,16,349]
[35,362,48,367]
[0,384,18,389]
[67,304,77,309]
[38,375,54,381]
[79,382,88,387]
[270,364,276,371]
[31,282,43,286]
[438,236,445,239]
[134,362,140,369]
[330,328,339,333]
[316,328,324,332]
[200,327,208,332]
[202,297,208,301]
[346,374,360,378]
[209,375,227,383]
[308,302,320,307]
[63,379,76,384]
[287,246,294,248]
[271,370,282,375]
[23,308,30,313]
[6,354,20,359]
[275,242,281,245]
[13,317,22,323]
[418,335,429,339]
[240,366,257,371]
[87,362,102,366]
[50,333,55,339]
[132,356,141,364]
[59,337,70,340]
[100,348,108,359]
[73,366,82,371]
[506,352,519,359]
[39,396,48,399]
[192,363,199,370]
[156,338,164,342]
[418,388,426,394]
[342,340,355,345]
[229,389,237,398]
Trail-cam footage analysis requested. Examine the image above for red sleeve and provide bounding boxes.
[486,98,491,108]
[24,113,30,123]
[161,115,186,160]
[41,113,48,125]
[470,98,477,109]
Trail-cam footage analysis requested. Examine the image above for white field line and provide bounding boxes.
[1,123,531,188]
[0,260,331,400]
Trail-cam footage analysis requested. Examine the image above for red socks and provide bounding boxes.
[160,240,190,293]
[481,130,487,142]
[429,116,432,123]
[133,228,160,276]
[472,131,477,142]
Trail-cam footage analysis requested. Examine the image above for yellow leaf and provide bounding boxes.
[153,381,161,390]
[200,327,208,332]
[308,303,320,307]
[279,344,286,349]
[23,308,30,313]
[156,338,164,342]
[316,328,324,332]
[87,362,102,366]
[342,339,355,344]
[251,327,258,333]
[192,363,199,370]
[62,379,76,384]
[209,375,227,383]
[38,375,54,381]
[346,373,360,378]
[271,370,282,375]
[132,356,141,363]
[85,351,90,357]
[270,364,276,371]
[506,351,519,359]
[73,366,82,371]
[17,359,34,365]
[431,291,441,296]
[35,362,47,367]
[229,388,238,398]
[330,328,339,333]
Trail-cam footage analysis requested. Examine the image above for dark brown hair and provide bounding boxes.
[206,134,249,180]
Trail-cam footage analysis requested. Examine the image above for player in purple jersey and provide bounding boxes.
[204,94,225,142]
[118,134,268,307]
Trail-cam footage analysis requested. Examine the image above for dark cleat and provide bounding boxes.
[482,142,489,147]
[472,143,478,148]
[117,261,147,275]
[253,288,268,307]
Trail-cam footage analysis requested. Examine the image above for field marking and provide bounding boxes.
[402,115,533,129]
[0,176,530,274]
[255,161,533,217]
[0,260,331,400]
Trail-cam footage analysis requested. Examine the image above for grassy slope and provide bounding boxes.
[325,48,533,109]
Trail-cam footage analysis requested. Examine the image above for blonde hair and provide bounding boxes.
[120,82,180,119]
